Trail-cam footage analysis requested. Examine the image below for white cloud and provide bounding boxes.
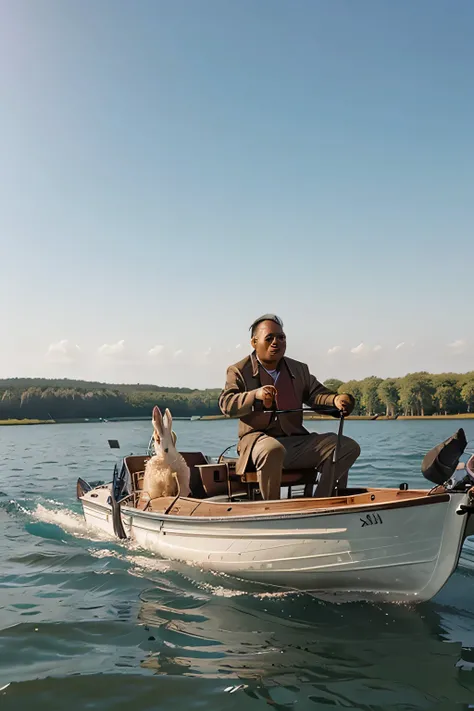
[373,345,382,352]
[46,339,81,364]
[448,339,466,352]
[148,344,165,357]
[350,342,366,355]
[328,345,342,355]
[395,342,405,351]
[98,340,125,357]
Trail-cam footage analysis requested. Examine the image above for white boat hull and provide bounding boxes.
[80,485,473,603]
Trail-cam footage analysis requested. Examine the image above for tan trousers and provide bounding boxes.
[250,432,361,500]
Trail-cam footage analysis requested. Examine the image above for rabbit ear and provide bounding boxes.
[152,406,164,437]
[163,408,173,432]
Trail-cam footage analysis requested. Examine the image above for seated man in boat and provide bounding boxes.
[218,314,361,500]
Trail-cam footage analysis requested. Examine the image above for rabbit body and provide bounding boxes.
[142,406,191,499]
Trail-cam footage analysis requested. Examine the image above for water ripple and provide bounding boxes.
[1,419,474,709]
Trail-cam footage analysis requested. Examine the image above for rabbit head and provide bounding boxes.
[152,406,177,456]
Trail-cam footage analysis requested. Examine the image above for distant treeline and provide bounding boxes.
[0,378,221,420]
[325,371,474,417]
[1,371,474,421]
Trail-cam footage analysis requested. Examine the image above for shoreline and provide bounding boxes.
[200,413,474,422]
[2,413,474,426]
[0,419,56,426]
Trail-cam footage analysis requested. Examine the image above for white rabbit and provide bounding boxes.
[141,406,191,499]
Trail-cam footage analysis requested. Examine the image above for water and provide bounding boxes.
[1,418,474,709]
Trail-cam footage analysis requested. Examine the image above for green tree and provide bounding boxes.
[377,378,399,417]
[434,383,462,415]
[461,379,474,412]
[398,373,434,416]
[360,376,383,416]
[398,381,417,416]
[323,379,343,392]
[2,372,474,421]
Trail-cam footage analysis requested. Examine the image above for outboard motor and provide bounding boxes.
[421,428,471,490]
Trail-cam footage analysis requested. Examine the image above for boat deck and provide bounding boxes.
[132,486,446,518]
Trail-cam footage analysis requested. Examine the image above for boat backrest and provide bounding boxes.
[124,455,149,474]
[181,451,208,499]
[123,456,148,493]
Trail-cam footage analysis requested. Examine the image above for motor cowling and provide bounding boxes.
[421,428,468,486]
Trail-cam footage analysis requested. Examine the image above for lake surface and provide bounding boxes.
[1,418,474,710]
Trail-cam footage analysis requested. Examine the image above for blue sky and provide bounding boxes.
[0,0,472,388]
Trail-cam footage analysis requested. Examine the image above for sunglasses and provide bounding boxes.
[264,333,286,342]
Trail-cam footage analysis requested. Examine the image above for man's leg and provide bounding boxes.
[281,433,361,497]
[313,437,360,496]
[250,436,286,500]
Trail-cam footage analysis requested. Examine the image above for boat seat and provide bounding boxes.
[234,468,318,501]
[199,458,319,500]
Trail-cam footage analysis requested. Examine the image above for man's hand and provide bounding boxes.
[334,393,355,416]
[256,385,277,409]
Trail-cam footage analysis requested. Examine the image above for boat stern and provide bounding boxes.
[77,480,118,537]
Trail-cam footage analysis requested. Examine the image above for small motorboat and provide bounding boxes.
[77,420,474,603]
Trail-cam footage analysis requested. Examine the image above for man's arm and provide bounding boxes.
[304,367,355,415]
[218,366,261,417]
[304,369,337,409]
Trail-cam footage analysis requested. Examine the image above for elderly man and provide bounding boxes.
[218,314,361,500]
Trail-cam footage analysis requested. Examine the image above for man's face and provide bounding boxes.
[251,320,287,366]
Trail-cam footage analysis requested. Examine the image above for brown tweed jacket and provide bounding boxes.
[218,351,336,475]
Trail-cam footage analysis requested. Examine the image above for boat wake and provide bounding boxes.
[4,497,116,543]
[9,499,277,598]
[31,503,114,540]
[33,504,118,544]
[88,544,293,599]
[88,546,172,575]
[13,499,302,599]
